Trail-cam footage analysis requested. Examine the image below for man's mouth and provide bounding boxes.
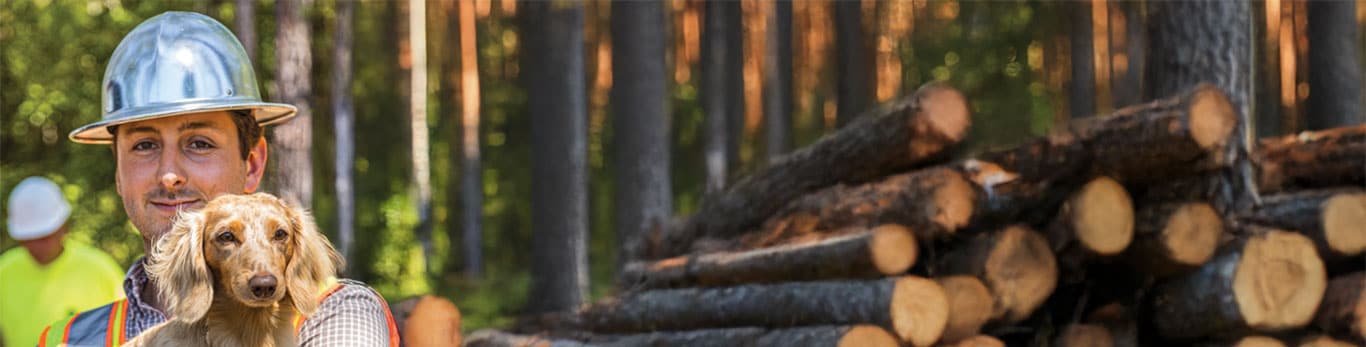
[150,199,203,212]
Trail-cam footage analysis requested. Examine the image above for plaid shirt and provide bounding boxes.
[121,257,393,346]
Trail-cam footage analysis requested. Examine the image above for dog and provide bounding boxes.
[124,193,341,347]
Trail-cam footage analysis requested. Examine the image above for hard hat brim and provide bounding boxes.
[68,99,297,144]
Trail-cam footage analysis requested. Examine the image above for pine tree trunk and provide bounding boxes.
[332,0,356,269]
[269,0,312,209]
[763,0,793,161]
[611,0,673,269]
[456,0,484,277]
[1305,0,1363,130]
[834,0,870,127]
[234,0,255,60]
[701,0,733,193]
[523,1,589,313]
[1068,0,1095,119]
[406,0,433,274]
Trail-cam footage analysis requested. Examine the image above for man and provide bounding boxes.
[0,176,124,347]
[39,12,398,346]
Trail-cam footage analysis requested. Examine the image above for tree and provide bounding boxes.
[1144,0,1258,213]
[1068,0,1095,119]
[405,0,434,273]
[611,1,673,269]
[270,0,313,209]
[456,0,485,277]
[763,0,793,162]
[701,0,736,192]
[834,0,870,127]
[1306,0,1363,130]
[333,0,356,268]
[234,0,255,60]
[522,0,590,313]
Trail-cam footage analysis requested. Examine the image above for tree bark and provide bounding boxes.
[936,276,993,343]
[1070,83,1239,183]
[1241,189,1366,259]
[935,225,1058,324]
[406,0,434,274]
[1305,0,1363,130]
[332,0,356,269]
[269,0,313,209]
[1254,124,1366,193]
[764,0,793,161]
[575,276,949,347]
[1150,228,1327,340]
[620,224,916,290]
[652,83,970,258]
[1046,177,1134,257]
[234,0,255,61]
[1125,201,1224,277]
[611,0,673,269]
[1313,272,1366,342]
[456,0,484,277]
[1068,0,1095,119]
[834,0,871,127]
[701,0,734,193]
[523,1,589,313]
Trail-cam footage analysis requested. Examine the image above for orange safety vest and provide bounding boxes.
[38,282,401,347]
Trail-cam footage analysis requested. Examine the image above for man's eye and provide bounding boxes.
[188,140,215,150]
[132,141,158,151]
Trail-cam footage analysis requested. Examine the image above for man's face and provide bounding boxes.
[114,111,266,244]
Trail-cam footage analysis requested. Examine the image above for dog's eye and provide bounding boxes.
[274,229,287,240]
[217,232,236,243]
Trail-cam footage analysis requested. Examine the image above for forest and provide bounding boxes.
[2,0,1363,336]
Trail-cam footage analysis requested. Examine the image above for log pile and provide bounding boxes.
[466,83,1365,347]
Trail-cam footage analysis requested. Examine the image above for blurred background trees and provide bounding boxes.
[2,0,1362,332]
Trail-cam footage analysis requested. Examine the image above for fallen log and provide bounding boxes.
[619,224,917,289]
[965,131,1092,227]
[935,275,994,343]
[1126,201,1225,277]
[744,166,976,247]
[575,276,949,347]
[651,83,971,258]
[1240,189,1366,258]
[1150,228,1327,339]
[937,335,1005,347]
[1046,177,1135,274]
[464,329,585,347]
[466,325,898,347]
[749,325,899,347]
[935,225,1058,323]
[1072,83,1239,183]
[1313,272,1366,341]
[1054,324,1114,347]
[1255,124,1366,193]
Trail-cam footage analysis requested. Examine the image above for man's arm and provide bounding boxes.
[296,282,397,347]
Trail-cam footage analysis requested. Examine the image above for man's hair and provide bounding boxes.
[109,110,263,160]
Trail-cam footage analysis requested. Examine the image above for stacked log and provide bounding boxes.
[475,83,1355,347]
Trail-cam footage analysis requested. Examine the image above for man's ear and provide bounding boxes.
[244,137,267,193]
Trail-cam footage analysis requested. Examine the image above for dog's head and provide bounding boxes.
[148,192,342,322]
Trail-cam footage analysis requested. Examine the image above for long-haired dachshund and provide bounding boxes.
[125,193,342,347]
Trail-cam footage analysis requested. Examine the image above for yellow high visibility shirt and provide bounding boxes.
[0,241,124,347]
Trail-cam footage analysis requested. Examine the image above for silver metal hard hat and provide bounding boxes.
[69,11,296,144]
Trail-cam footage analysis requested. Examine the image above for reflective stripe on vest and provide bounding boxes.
[40,300,122,347]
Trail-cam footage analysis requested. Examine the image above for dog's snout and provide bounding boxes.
[249,274,278,299]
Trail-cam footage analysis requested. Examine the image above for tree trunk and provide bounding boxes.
[406,0,433,275]
[620,224,916,290]
[456,0,484,277]
[1254,124,1366,193]
[935,225,1058,324]
[575,276,949,347]
[332,0,356,269]
[1071,83,1239,183]
[234,0,255,61]
[523,1,589,313]
[936,276,993,344]
[1150,228,1326,340]
[834,0,870,127]
[1305,0,1363,130]
[1125,201,1224,277]
[269,0,312,209]
[611,0,672,269]
[1241,189,1366,259]
[1144,0,1258,213]
[763,0,793,162]
[723,1,744,171]
[1113,1,1145,109]
[653,83,970,258]
[746,166,976,247]
[1313,272,1366,341]
[1068,0,1095,119]
[701,0,733,193]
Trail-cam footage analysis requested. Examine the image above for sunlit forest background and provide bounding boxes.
[2,0,1363,331]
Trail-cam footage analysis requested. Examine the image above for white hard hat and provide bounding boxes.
[6,177,72,241]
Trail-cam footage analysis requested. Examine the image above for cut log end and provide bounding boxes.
[1164,202,1224,266]
[1231,336,1287,347]
[1187,84,1238,151]
[1234,230,1328,331]
[838,325,901,347]
[935,276,993,343]
[871,224,918,275]
[1297,335,1357,347]
[1322,193,1366,256]
[985,226,1059,322]
[1055,324,1114,347]
[1069,177,1134,255]
[934,171,978,232]
[939,335,1005,347]
[889,276,950,347]
[913,83,972,143]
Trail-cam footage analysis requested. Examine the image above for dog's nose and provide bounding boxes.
[249,274,278,299]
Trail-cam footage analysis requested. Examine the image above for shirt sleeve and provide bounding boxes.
[296,284,393,347]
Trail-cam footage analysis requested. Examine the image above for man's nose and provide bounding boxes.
[160,172,185,190]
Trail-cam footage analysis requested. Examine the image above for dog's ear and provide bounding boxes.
[147,210,214,323]
[284,202,342,316]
